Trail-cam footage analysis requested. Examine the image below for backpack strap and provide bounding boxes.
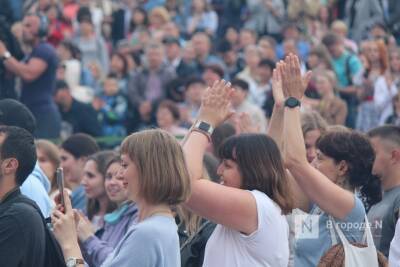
[328,215,339,245]
[345,53,354,86]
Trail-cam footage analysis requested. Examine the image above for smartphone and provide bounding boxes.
[56,167,65,210]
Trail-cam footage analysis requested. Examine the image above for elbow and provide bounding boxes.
[21,73,38,82]
[284,153,307,170]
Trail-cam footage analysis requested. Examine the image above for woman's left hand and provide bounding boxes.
[51,189,80,248]
[281,54,312,100]
[76,211,95,242]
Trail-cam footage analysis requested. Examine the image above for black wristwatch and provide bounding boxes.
[284,97,301,108]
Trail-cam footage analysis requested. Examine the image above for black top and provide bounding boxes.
[61,99,102,137]
[0,188,46,267]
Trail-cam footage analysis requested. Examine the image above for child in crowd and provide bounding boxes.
[93,74,128,137]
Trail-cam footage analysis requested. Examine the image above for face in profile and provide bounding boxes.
[217,159,242,188]
[120,154,140,202]
[81,160,107,200]
[37,148,57,182]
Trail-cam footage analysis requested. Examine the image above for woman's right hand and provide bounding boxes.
[51,189,80,249]
[198,80,234,128]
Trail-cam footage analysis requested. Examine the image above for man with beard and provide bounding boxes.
[0,126,45,266]
[0,13,60,139]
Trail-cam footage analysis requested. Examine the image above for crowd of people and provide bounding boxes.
[1,0,400,267]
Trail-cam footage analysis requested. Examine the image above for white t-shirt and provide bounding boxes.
[202,190,289,267]
[389,218,400,267]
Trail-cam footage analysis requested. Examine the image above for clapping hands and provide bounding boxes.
[198,80,235,128]
[279,54,312,100]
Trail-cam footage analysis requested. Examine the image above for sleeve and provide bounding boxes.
[0,215,24,266]
[391,196,400,227]
[105,229,158,267]
[20,175,52,218]
[82,235,114,267]
[31,44,52,63]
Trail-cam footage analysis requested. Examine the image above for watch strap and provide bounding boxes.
[191,120,214,141]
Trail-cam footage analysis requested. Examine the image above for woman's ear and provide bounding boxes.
[337,160,348,177]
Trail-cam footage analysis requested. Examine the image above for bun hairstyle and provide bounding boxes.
[316,131,382,210]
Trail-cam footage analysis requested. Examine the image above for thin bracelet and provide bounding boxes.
[190,128,211,142]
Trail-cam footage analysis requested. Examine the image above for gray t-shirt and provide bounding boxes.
[101,215,180,267]
[368,185,400,257]
[294,196,365,267]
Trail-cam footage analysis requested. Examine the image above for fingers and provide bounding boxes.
[63,189,73,214]
[302,71,313,88]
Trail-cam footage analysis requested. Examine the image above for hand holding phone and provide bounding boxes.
[56,167,65,211]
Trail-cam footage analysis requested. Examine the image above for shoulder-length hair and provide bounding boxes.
[120,129,191,206]
[86,151,118,220]
[316,131,382,209]
[219,134,294,214]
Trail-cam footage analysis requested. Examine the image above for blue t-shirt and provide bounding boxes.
[331,51,363,88]
[21,42,58,111]
[101,215,180,267]
[294,196,366,267]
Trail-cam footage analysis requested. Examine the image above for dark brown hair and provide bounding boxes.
[86,151,118,220]
[316,131,382,209]
[157,100,180,121]
[219,134,294,214]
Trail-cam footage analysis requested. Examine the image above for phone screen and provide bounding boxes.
[56,167,65,210]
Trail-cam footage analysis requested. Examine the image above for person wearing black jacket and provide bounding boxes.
[0,126,46,267]
[54,80,102,137]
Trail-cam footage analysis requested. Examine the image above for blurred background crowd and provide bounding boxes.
[0,0,399,143]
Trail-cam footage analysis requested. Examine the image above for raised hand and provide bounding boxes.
[198,80,234,128]
[234,112,260,134]
[272,61,286,107]
[280,54,312,100]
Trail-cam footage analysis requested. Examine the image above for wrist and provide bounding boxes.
[1,51,11,61]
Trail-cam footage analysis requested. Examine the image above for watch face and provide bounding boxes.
[198,121,210,132]
[285,97,300,108]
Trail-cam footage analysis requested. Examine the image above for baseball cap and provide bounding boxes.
[0,99,36,134]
